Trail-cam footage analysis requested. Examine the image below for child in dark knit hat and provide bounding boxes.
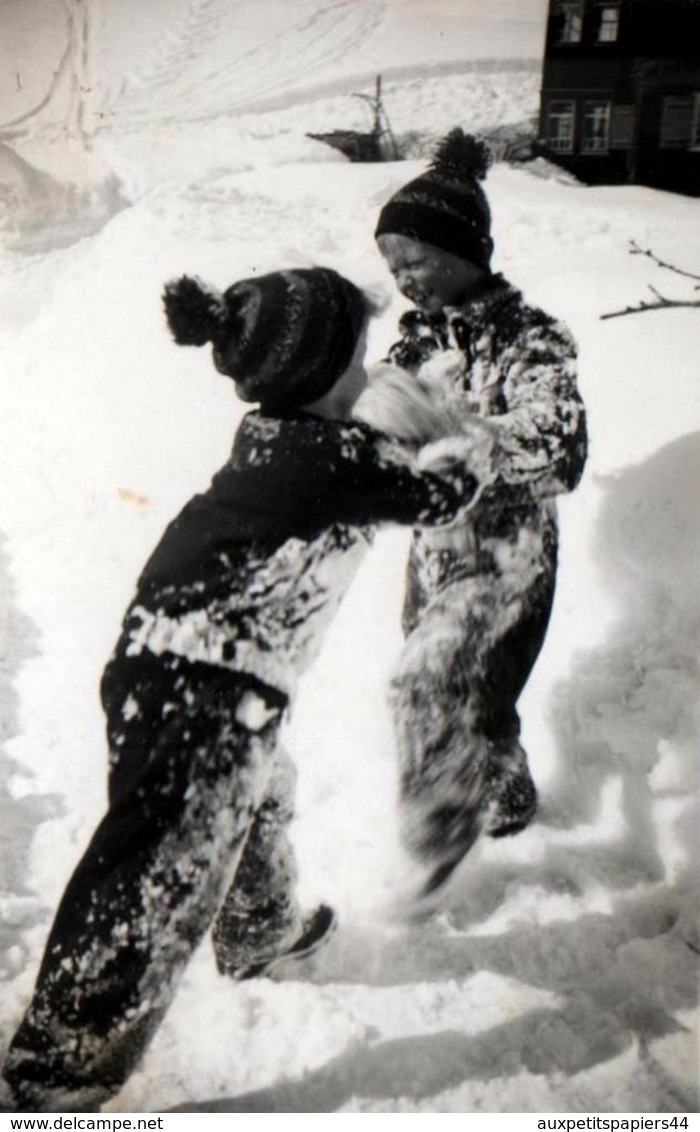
[369,129,588,895]
[3,266,487,1113]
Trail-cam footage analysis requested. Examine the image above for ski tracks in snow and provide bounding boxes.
[109,0,389,126]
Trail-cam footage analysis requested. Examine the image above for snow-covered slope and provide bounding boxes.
[1,0,544,134]
[2,0,541,219]
[101,0,389,122]
[0,5,697,1116]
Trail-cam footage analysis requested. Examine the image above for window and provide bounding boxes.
[555,0,584,43]
[610,105,635,148]
[692,94,700,149]
[581,101,611,153]
[545,100,576,152]
[595,3,620,42]
[660,96,694,148]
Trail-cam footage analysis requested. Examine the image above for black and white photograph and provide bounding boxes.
[0,0,698,1115]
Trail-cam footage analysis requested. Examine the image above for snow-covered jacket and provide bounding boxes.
[116,410,479,698]
[385,273,587,607]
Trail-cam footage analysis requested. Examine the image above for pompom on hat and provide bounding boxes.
[375,129,494,269]
[163,267,367,413]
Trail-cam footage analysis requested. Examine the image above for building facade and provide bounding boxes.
[538,0,700,195]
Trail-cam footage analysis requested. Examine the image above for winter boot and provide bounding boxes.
[482,741,538,838]
[220,904,337,980]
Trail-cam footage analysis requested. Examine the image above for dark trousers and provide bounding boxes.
[4,652,294,1111]
[392,529,557,883]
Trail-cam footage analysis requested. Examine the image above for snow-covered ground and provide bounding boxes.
[1,2,698,1116]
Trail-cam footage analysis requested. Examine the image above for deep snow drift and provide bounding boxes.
[0,26,698,1116]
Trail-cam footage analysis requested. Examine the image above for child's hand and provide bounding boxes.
[419,348,465,394]
[417,418,500,488]
[459,415,501,482]
[354,363,454,444]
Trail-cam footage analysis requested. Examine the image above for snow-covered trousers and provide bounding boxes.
[392,520,557,889]
[3,651,297,1111]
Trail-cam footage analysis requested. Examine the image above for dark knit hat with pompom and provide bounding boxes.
[163,267,367,413]
[375,129,493,268]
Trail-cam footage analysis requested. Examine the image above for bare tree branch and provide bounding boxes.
[601,242,700,319]
[629,240,700,282]
[601,297,700,320]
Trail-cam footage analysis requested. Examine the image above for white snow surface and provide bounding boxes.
[0,7,698,1116]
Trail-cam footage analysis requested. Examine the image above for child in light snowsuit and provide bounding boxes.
[3,267,485,1112]
[371,130,588,894]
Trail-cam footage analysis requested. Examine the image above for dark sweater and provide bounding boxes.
[117,410,477,696]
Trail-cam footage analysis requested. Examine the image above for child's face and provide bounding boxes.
[377,233,488,314]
